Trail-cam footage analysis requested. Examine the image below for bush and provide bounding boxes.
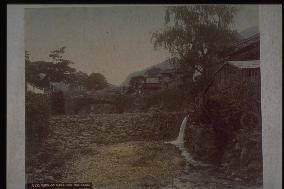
[26,92,51,154]
[138,88,193,112]
[113,95,136,113]
[189,78,262,181]
[50,91,65,115]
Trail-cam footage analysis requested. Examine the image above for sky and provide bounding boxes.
[25,5,259,85]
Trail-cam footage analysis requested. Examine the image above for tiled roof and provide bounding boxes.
[145,77,160,84]
[227,60,260,69]
[230,33,260,49]
[223,33,260,58]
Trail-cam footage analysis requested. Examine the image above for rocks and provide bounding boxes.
[185,115,262,185]
[185,122,218,163]
[26,112,184,183]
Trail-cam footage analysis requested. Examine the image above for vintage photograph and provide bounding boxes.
[25,5,262,189]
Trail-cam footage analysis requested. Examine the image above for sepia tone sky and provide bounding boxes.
[25,5,259,85]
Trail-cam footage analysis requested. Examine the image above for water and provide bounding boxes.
[162,116,262,189]
[171,115,189,145]
[165,115,198,168]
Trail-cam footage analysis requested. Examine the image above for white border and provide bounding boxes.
[7,5,25,189]
[260,5,282,189]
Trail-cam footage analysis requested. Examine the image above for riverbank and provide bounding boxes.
[185,113,263,186]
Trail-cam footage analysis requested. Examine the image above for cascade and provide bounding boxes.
[165,115,197,168]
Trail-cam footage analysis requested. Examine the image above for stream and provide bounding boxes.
[163,115,262,189]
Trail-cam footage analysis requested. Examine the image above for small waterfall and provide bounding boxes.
[165,115,197,167]
[171,115,189,145]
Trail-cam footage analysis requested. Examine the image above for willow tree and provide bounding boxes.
[152,5,239,80]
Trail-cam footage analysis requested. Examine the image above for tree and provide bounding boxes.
[25,50,37,85]
[127,76,145,94]
[49,46,66,64]
[86,73,108,90]
[26,47,77,88]
[152,5,239,80]
[48,47,76,82]
[25,50,31,63]
[69,71,89,87]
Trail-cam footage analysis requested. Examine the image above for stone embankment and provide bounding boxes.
[48,112,184,144]
[26,112,185,185]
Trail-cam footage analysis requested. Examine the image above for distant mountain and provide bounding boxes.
[239,26,259,39]
[120,58,178,87]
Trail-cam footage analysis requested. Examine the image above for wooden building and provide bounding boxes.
[205,32,260,97]
[209,60,260,92]
[141,77,161,93]
[223,33,260,61]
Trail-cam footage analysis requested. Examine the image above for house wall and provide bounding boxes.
[208,64,261,102]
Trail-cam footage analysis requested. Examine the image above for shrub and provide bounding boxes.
[191,77,262,181]
[138,88,193,112]
[113,95,136,113]
[26,92,51,154]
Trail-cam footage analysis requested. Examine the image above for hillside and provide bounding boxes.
[120,58,178,87]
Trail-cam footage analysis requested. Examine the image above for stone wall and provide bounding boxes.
[47,112,185,147]
[26,112,186,183]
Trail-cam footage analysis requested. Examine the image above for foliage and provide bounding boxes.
[26,92,51,153]
[112,88,190,113]
[26,47,108,92]
[152,5,239,80]
[125,86,192,113]
[26,47,76,88]
[86,73,108,90]
[49,46,66,64]
[142,87,192,112]
[25,50,31,62]
[113,95,136,113]
[195,76,261,166]
[50,91,66,115]
[204,74,261,114]
[69,71,89,88]
[26,60,75,87]
[127,76,145,94]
